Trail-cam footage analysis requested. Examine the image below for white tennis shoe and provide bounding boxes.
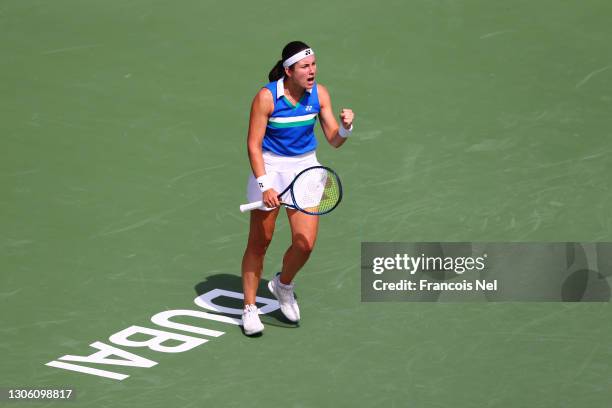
[268,273,300,322]
[242,304,264,335]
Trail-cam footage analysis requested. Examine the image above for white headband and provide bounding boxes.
[282,48,314,68]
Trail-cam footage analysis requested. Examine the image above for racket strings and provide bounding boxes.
[292,167,341,214]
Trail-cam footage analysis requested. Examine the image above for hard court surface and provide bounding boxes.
[2,1,611,407]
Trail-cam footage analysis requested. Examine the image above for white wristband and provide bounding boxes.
[338,124,353,138]
[256,174,271,192]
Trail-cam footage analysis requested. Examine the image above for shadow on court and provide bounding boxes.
[193,273,299,331]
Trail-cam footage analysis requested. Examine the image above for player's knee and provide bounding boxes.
[249,236,273,256]
[293,236,316,255]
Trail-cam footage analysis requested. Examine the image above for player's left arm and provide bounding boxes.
[317,84,354,148]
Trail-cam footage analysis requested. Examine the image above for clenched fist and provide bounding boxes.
[339,108,354,129]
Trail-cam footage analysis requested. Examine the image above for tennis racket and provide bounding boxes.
[240,166,342,215]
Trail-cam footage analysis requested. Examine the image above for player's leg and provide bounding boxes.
[241,208,279,335]
[280,208,319,284]
[267,208,318,323]
[241,208,280,306]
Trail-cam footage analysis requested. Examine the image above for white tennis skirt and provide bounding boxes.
[246,150,321,211]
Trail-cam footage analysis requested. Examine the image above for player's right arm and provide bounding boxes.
[247,88,280,208]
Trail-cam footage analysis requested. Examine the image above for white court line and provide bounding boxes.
[575,65,612,89]
[42,44,103,55]
[479,30,515,39]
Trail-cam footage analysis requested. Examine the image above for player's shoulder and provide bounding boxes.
[252,86,274,115]
[316,83,329,96]
[256,86,274,101]
[253,86,274,105]
[315,83,330,106]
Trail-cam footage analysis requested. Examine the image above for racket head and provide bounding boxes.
[288,166,343,215]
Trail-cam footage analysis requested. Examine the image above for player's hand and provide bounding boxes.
[262,189,280,208]
[340,108,354,129]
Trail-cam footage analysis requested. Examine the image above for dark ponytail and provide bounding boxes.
[267,40,311,82]
[268,60,284,82]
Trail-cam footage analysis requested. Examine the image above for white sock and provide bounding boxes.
[276,274,294,289]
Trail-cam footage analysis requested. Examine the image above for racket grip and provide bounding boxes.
[240,201,265,212]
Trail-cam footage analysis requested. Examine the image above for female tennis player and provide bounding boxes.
[241,41,354,335]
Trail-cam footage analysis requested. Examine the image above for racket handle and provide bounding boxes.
[240,201,265,212]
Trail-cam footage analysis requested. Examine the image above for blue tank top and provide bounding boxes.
[262,77,320,156]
